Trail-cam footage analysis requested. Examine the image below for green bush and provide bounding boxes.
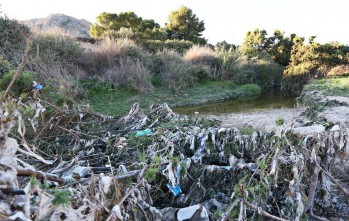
[0,15,30,65]
[215,46,284,90]
[141,39,194,54]
[281,63,315,94]
[235,61,283,90]
[30,34,83,64]
[0,54,11,75]
[275,118,285,126]
[214,46,239,80]
[0,70,35,96]
[238,83,262,95]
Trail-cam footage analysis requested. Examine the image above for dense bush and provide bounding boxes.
[234,58,284,90]
[105,57,154,93]
[0,70,35,96]
[30,34,83,63]
[155,50,209,92]
[23,34,86,103]
[0,54,11,75]
[184,45,218,69]
[214,46,238,80]
[85,38,152,73]
[326,65,349,77]
[281,40,349,93]
[141,39,193,54]
[0,15,30,65]
[27,34,84,81]
[215,46,283,89]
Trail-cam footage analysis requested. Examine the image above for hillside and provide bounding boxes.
[21,13,92,37]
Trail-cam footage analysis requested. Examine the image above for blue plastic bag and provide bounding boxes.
[33,81,43,90]
[166,184,182,196]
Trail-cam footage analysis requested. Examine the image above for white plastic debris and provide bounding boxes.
[177,204,209,221]
[106,205,123,221]
[100,175,112,194]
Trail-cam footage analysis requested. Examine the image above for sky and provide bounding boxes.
[1,0,349,45]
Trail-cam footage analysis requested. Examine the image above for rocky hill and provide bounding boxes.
[21,13,92,38]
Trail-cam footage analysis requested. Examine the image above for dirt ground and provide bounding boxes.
[206,93,349,133]
[206,107,306,132]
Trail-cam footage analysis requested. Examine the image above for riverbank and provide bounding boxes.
[84,81,261,116]
[209,107,305,132]
[208,77,349,133]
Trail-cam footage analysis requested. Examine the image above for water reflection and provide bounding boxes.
[173,90,296,115]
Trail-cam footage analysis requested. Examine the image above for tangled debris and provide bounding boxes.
[1,98,349,221]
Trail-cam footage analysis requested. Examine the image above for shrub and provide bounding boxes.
[0,70,35,96]
[327,65,349,77]
[214,46,239,80]
[52,189,70,206]
[238,84,262,95]
[141,39,194,54]
[0,54,11,75]
[86,38,152,73]
[0,15,30,65]
[27,33,84,82]
[216,47,284,90]
[155,50,207,92]
[30,34,83,64]
[281,63,315,94]
[275,118,285,126]
[235,60,284,90]
[105,57,154,93]
[184,45,218,69]
[24,34,86,103]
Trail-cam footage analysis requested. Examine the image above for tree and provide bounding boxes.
[267,30,297,66]
[165,6,206,44]
[242,29,299,66]
[89,12,166,41]
[243,28,268,50]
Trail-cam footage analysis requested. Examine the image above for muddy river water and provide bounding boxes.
[173,90,296,115]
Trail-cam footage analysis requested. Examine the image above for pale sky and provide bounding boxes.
[1,0,349,45]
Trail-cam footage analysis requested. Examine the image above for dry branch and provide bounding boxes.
[17,169,64,185]
[306,165,321,211]
[243,199,289,221]
[321,166,349,198]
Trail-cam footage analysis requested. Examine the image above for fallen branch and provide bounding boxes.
[218,198,240,221]
[320,166,349,198]
[41,100,63,114]
[306,165,320,211]
[17,147,53,165]
[117,178,144,206]
[243,199,289,221]
[57,126,80,140]
[17,169,64,185]
[309,211,330,221]
[1,188,26,195]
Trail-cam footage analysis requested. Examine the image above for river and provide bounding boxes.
[173,90,296,115]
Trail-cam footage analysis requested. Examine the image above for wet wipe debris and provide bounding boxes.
[1,100,349,220]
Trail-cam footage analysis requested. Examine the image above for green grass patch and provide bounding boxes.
[303,77,349,97]
[83,81,261,117]
[239,126,254,135]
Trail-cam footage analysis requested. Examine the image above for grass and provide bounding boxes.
[303,77,349,97]
[239,126,254,135]
[83,80,261,116]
